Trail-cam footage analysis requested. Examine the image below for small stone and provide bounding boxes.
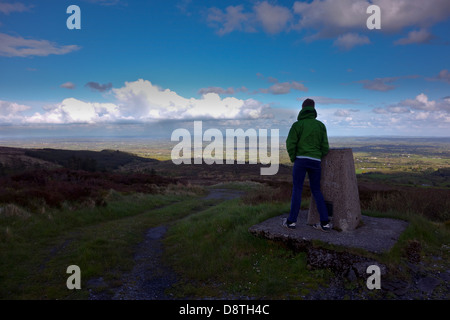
[382,279,409,296]
[417,276,440,294]
[405,239,421,263]
[438,271,450,282]
[346,268,357,282]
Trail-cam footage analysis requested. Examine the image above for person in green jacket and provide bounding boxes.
[282,98,331,232]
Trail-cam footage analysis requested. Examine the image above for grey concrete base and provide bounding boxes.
[249,210,409,254]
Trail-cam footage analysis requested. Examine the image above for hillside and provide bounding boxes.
[0,144,448,300]
[0,145,448,223]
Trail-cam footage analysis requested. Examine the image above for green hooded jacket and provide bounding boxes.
[286,106,329,162]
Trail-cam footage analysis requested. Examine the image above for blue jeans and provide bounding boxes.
[288,158,329,225]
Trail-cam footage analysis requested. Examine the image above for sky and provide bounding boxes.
[0,0,449,138]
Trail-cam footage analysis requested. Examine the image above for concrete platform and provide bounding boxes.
[249,211,409,254]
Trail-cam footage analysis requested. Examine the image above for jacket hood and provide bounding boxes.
[298,106,317,120]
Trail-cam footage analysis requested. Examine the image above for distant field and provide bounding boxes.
[0,136,449,187]
[0,137,175,161]
[328,137,450,188]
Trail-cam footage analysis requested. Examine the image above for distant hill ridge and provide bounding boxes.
[0,146,158,175]
[24,148,158,172]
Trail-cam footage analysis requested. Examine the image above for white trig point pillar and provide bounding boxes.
[307,148,361,231]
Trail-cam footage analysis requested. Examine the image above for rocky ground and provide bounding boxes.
[303,252,450,300]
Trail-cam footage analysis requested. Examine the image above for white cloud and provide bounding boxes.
[293,0,450,35]
[297,96,360,105]
[386,105,411,113]
[357,77,398,91]
[197,86,248,95]
[0,100,30,114]
[310,93,450,136]
[206,0,450,48]
[113,79,269,120]
[313,107,375,134]
[198,86,235,95]
[85,82,113,92]
[0,100,31,122]
[397,93,441,111]
[253,1,293,34]
[60,82,76,90]
[207,5,252,35]
[0,33,81,57]
[3,83,448,137]
[256,74,308,94]
[333,33,370,50]
[207,1,293,35]
[85,0,121,6]
[373,107,387,114]
[199,77,309,99]
[293,0,368,37]
[355,75,419,91]
[0,3,79,58]
[427,69,450,83]
[367,93,450,134]
[394,28,434,45]
[334,109,360,117]
[0,2,32,14]
[379,93,450,113]
[8,79,271,125]
[373,0,450,32]
[259,81,308,95]
[413,112,430,120]
[26,98,122,124]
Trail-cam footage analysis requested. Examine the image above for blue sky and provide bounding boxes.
[0,0,449,138]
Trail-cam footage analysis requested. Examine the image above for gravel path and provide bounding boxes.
[87,225,176,300]
[111,225,177,300]
[89,188,244,300]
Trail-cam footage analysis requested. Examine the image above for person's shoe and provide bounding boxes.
[313,223,331,232]
[282,218,296,229]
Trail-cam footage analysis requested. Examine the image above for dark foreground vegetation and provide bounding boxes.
[0,145,448,300]
[0,168,176,212]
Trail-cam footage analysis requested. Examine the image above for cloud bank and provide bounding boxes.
[312,94,449,136]
[1,79,270,125]
[113,79,268,120]
[206,0,450,49]
[0,100,31,122]
[2,84,448,136]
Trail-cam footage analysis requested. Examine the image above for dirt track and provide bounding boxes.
[89,188,244,300]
